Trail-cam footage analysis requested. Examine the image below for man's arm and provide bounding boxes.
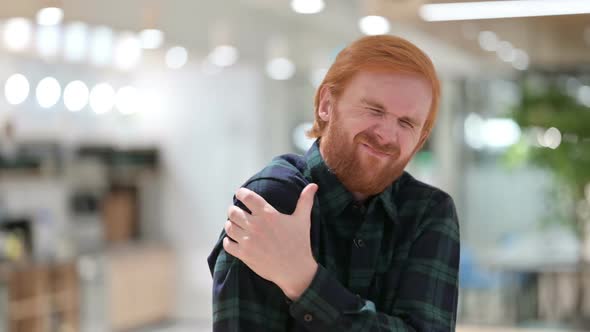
[211,246,291,331]
[286,194,460,331]
[210,178,303,331]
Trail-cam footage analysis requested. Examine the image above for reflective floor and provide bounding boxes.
[133,321,580,332]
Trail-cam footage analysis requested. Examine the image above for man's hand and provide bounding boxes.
[223,183,319,301]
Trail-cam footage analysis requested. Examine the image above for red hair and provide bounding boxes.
[308,35,441,145]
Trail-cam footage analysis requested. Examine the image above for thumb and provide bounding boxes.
[294,183,318,219]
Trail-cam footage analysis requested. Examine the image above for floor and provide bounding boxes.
[135,321,581,332]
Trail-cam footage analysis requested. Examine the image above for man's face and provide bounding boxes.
[318,71,432,196]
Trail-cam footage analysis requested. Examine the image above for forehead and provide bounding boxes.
[342,71,433,121]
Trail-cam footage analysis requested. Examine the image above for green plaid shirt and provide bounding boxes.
[208,140,460,331]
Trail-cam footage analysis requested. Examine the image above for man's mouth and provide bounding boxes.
[360,143,391,158]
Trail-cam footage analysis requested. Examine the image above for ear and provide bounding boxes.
[318,85,333,122]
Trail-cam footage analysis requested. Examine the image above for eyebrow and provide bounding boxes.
[361,97,385,110]
[360,97,421,126]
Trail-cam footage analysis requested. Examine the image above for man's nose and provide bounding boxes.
[373,119,399,146]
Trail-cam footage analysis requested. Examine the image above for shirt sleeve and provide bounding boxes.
[287,194,460,331]
[210,178,303,331]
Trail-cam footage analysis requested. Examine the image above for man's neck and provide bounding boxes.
[351,191,369,203]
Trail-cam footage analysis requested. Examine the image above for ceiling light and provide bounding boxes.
[64,22,89,62]
[165,46,188,69]
[36,7,64,26]
[543,127,562,149]
[290,0,325,14]
[481,118,521,148]
[89,83,115,114]
[465,114,520,149]
[90,26,114,67]
[3,18,33,51]
[36,77,61,108]
[512,49,529,70]
[358,15,390,35]
[64,80,89,112]
[420,0,590,21]
[496,41,515,62]
[208,45,239,67]
[464,113,485,149]
[266,57,296,80]
[478,31,498,51]
[114,32,142,70]
[4,73,30,105]
[36,25,61,58]
[139,28,164,49]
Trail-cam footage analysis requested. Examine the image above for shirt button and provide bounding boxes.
[304,313,313,322]
[355,238,365,248]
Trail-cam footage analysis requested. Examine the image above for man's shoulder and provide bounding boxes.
[207,153,310,273]
[240,153,310,215]
[396,171,454,207]
[246,153,308,185]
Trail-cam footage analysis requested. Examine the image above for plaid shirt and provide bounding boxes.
[208,140,460,331]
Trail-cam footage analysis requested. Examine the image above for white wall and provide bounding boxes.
[154,64,276,320]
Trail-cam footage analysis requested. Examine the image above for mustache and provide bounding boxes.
[355,132,400,156]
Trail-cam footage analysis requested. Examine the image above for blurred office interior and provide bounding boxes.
[0,0,590,331]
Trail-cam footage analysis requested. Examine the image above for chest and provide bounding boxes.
[310,202,414,309]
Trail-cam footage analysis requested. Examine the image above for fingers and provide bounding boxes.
[227,205,249,229]
[236,188,274,216]
[223,236,240,258]
[224,219,248,243]
[294,183,318,218]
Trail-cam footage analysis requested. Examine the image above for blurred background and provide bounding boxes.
[0,0,589,331]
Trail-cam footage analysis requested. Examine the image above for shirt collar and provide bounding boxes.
[303,139,403,222]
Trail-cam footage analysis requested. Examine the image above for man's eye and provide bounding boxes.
[367,108,383,115]
[400,120,414,128]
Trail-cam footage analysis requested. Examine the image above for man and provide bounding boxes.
[208,35,460,331]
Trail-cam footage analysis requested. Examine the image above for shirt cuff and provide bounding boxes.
[288,264,362,330]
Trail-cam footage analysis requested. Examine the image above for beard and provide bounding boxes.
[320,112,411,196]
